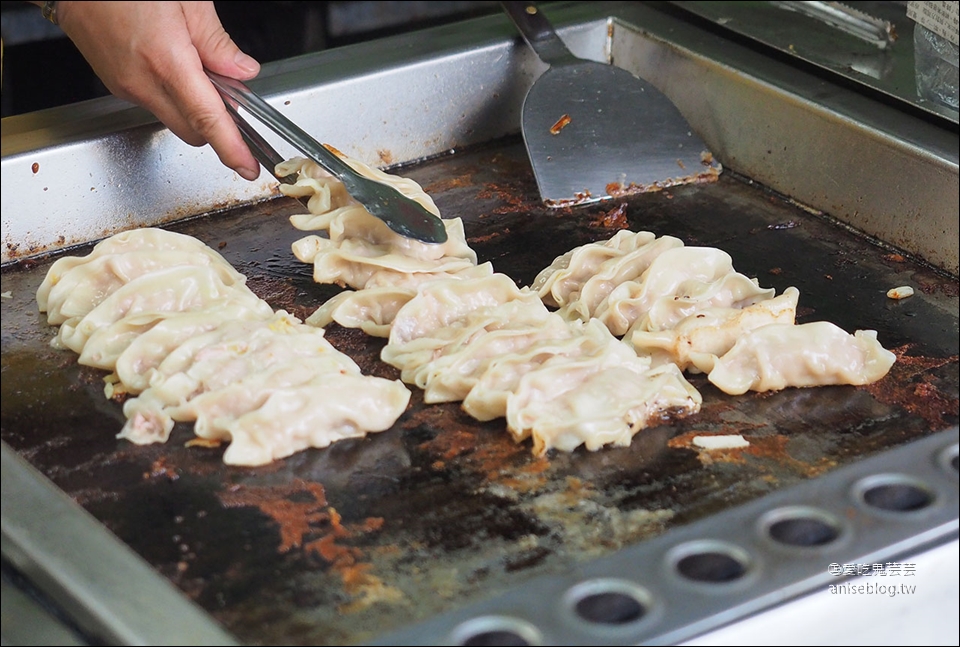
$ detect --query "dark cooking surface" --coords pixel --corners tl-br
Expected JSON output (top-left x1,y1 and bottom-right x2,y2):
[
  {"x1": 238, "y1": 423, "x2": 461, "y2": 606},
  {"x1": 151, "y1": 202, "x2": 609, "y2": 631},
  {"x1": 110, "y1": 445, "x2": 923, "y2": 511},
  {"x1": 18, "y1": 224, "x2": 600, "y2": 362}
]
[{"x1": 2, "y1": 136, "x2": 958, "y2": 646}]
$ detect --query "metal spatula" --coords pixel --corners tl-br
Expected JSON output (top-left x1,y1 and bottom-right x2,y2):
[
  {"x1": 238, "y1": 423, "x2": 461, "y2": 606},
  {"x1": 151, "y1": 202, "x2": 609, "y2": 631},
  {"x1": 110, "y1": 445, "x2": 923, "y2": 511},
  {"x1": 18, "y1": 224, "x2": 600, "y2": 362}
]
[{"x1": 502, "y1": 2, "x2": 722, "y2": 208}]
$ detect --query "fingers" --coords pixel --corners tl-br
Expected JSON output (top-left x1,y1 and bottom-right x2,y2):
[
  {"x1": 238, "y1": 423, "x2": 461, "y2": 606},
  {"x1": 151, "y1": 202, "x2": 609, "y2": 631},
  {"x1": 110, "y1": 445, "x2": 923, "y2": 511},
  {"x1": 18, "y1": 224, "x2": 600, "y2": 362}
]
[
  {"x1": 136, "y1": 31, "x2": 262, "y2": 179},
  {"x1": 183, "y1": 1, "x2": 261, "y2": 81},
  {"x1": 155, "y1": 52, "x2": 261, "y2": 180},
  {"x1": 56, "y1": 1, "x2": 261, "y2": 180},
  {"x1": 172, "y1": 1, "x2": 262, "y2": 179}
]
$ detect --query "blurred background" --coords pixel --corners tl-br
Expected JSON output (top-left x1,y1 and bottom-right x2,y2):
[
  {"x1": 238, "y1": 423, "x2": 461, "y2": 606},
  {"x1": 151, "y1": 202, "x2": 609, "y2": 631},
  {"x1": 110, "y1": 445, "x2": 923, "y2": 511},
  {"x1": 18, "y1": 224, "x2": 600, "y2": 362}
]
[{"x1": 0, "y1": 0, "x2": 502, "y2": 118}]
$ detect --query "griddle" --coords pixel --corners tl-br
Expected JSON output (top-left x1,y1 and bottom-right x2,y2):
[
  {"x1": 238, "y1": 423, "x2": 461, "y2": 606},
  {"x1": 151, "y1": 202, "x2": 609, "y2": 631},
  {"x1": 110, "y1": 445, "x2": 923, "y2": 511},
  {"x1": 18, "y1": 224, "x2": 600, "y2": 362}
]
[{"x1": 2, "y1": 135, "x2": 958, "y2": 645}]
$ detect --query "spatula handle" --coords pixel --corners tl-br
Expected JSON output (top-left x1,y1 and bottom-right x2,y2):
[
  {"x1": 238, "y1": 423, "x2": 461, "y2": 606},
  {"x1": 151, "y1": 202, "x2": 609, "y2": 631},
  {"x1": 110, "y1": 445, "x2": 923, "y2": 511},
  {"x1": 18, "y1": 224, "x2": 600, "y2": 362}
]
[{"x1": 501, "y1": 2, "x2": 578, "y2": 67}]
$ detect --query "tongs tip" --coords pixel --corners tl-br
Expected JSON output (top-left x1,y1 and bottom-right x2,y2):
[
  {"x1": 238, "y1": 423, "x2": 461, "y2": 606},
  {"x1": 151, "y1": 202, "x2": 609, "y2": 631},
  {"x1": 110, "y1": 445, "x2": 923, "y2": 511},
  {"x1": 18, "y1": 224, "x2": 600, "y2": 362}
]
[{"x1": 207, "y1": 69, "x2": 448, "y2": 245}]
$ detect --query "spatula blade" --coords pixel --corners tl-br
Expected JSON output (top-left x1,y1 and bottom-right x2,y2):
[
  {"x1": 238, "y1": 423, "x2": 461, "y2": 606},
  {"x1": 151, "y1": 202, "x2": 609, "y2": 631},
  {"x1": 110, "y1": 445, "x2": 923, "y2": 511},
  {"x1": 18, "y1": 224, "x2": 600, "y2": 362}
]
[{"x1": 521, "y1": 61, "x2": 721, "y2": 207}]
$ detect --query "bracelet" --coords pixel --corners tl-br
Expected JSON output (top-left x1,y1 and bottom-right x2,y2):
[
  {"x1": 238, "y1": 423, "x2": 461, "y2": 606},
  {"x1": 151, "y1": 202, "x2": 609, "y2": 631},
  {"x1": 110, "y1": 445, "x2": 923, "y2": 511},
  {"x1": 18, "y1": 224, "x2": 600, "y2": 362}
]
[{"x1": 41, "y1": 0, "x2": 59, "y2": 26}]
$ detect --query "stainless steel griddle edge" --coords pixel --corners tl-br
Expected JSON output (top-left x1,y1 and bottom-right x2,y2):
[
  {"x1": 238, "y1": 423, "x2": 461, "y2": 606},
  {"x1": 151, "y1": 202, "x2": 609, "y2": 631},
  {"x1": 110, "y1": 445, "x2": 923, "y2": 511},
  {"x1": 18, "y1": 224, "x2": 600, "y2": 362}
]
[
  {"x1": 364, "y1": 427, "x2": 959, "y2": 646},
  {"x1": 1, "y1": 445, "x2": 240, "y2": 646},
  {"x1": 3, "y1": 2, "x2": 956, "y2": 273},
  {"x1": 3, "y1": 428, "x2": 957, "y2": 645}
]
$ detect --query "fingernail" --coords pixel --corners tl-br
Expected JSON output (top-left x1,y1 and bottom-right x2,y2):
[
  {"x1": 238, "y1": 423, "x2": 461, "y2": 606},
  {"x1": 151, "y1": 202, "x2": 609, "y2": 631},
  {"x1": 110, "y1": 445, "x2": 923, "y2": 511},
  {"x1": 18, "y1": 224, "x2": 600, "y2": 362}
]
[
  {"x1": 238, "y1": 166, "x2": 259, "y2": 181},
  {"x1": 234, "y1": 51, "x2": 260, "y2": 74}
]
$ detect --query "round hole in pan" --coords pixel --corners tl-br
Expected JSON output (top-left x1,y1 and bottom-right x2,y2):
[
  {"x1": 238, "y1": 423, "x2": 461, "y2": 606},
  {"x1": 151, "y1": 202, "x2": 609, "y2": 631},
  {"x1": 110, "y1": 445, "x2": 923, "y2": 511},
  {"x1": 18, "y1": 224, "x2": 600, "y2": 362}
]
[
  {"x1": 940, "y1": 443, "x2": 959, "y2": 477},
  {"x1": 669, "y1": 540, "x2": 752, "y2": 584},
  {"x1": 564, "y1": 579, "x2": 652, "y2": 626},
  {"x1": 854, "y1": 474, "x2": 936, "y2": 513},
  {"x1": 574, "y1": 591, "x2": 644, "y2": 625},
  {"x1": 761, "y1": 506, "x2": 843, "y2": 548},
  {"x1": 449, "y1": 616, "x2": 541, "y2": 647}
]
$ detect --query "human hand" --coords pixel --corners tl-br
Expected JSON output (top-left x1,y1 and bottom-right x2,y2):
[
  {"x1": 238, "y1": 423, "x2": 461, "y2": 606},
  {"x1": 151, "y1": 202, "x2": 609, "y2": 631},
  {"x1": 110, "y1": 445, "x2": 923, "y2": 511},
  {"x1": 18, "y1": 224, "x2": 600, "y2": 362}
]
[{"x1": 52, "y1": 1, "x2": 262, "y2": 180}]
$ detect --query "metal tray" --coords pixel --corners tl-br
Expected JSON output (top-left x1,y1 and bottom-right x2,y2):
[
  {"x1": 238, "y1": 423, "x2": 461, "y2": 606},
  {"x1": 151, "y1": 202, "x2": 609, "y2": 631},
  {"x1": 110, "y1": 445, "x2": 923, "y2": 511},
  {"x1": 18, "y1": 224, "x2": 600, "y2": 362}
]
[{"x1": 2, "y1": 2, "x2": 958, "y2": 645}]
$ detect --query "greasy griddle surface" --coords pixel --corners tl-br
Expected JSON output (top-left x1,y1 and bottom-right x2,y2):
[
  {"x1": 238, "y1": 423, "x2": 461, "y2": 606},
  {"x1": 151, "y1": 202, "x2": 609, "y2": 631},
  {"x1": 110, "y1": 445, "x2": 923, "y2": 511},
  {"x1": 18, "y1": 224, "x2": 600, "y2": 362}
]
[{"x1": 2, "y1": 136, "x2": 958, "y2": 646}]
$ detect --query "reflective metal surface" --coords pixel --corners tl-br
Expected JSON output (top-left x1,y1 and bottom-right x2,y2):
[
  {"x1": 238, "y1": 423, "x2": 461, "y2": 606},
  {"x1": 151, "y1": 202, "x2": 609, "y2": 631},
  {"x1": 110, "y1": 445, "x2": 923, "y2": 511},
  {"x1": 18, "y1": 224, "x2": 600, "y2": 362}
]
[
  {"x1": 370, "y1": 427, "x2": 959, "y2": 645},
  {"x1": 3, "y1": 2, "x2": 957, "y2": 273},
  {"x1": 503, "y1": 1, "x2": 722, "y2": 207},
  {"x1": 1, "y1": 448, "x2": 239, "y2": 646},
  {"x1": 671, "y1": 0, "x2": 960, "y2": 124}
]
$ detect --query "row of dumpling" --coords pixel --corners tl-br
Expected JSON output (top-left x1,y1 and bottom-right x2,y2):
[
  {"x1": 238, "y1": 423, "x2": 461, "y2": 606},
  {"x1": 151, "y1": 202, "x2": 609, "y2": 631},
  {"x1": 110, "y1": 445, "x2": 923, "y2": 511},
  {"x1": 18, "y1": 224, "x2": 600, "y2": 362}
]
[
  {"x1": 380, "y1": 273, "x2": 702, "y2": 456},
  {"x1": 531, "y1": 229, "x2": 896, "y2": 394},
  {"x1": 275, "y1": 157, "x2": 699, "y2": 455},
  {"x1": 36, "y1": 228, "x2": 410, "y2": 466},
  {"x1": 276, "y1": 155, "x2": 895, "y2": 456},
  {"x1": 277, "y1": 156, "x2": 493, "y2": 337}
]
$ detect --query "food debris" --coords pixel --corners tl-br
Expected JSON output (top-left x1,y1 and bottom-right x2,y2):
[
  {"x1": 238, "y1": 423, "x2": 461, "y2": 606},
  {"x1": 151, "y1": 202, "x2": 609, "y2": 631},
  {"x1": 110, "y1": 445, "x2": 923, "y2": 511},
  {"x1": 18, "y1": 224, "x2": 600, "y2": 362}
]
[
  {"x1": 590, "y1": 203, "x2": 629, "y2": 229},
  {"x1": 863, "y1": 344, "x2": 958, "y2": 431},
  {"x1": 887, "y1": 286, "x2": 914, "y2": 300},
  {"x1": 143, "y1": 457, "x2": 179, "y2": 481},
  {"x1": 550, "y1": 114, "x2": 572, "y2": 135},
  {"x1": 102, "y1": 374, "x2": 129, "y2": 400},
  {"x1": 692, "y1": 434, "x2": 750, "y2": 450},
  {"x1": 185, "y1": 438, "x2": 222, "y2": 448}
]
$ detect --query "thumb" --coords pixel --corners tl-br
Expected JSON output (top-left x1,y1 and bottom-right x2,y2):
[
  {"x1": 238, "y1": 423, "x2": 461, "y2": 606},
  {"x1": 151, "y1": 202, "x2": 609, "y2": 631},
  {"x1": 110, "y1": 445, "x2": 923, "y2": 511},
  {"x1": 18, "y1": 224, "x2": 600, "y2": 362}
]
[{"x1": 183, "y1": 1, "x2": 260, "y2": 80}]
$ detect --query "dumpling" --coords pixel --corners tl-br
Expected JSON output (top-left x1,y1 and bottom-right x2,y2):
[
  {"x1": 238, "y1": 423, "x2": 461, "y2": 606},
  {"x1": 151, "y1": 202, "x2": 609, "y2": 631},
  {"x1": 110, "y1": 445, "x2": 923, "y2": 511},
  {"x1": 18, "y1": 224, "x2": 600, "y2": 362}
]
[
  {"x1": 384, "y1": 297, "x2": 562, "y2": 386},
  {"x1": 280, "y1": 156, "x2": 479, "y2": 290},
  {"x1": 119, "y1": 312, "x2": 352, "y2": 444},
  {"x1": 386, "y1": 273, "x2": 539, "y2": 346},
  {"x1": 380, "y1": 270, "x2": 702, "y2": 455},
  {"x1": 39, "y1": 230, "x2": 247, "y2": 325},
  {"x1": 291, "y1": 227, "x2": 477, "y2": 288},
  {"x1": 304, "y1": 264, "x2": 495, "y2": 337},
  {"x1": 629, "y1": 287, "x2": 800, "y2": 370},
  {"x1": 690, "y1": 321, "x2": 897, "y2": 395},
  {"x1": 37, "y1": 228, "x2": 228, "y2": 312},
  {"x1": 462, "y1": 319, "x2": 627, "y2": 422},
  {"x1": 277, "y1": 154, "x2": 441, "y2": 225},
  {"x1": 55, "y1": 265, "x2": 267, "y2": 355},
  {"x1": 531, "y1": 233, "x2": 779, "y2": 342},
  {"x1": 505, "y1": 342, "x2": 700, "y2": 456},
  {"x1": 411, "y1": 305, "x2": 574, "y2": 403},
  {"x1": 210, "y1": 373, "x2": 410, "y2": 466},
  {"x1": 306, "y1": 286, "x2": 419, "y2": 338},
  {"x1": 112, "y1": 302, "x2": 275, "y2": 393},
  {"x1": 594, "y1": 246, "x2": 775, "y2": 336},
  {"x1": 280, "y1": 154, "x2": 490, "y2": 335},
  {"x1": 559, "y1": 235, "x2": 685, "y2": 322},
  {"x1": 37, "y1": 227, "x2": 413, "y2": 466},
  {"x1": 532, "y1": 230, "x2": 661, "y2": 308}
]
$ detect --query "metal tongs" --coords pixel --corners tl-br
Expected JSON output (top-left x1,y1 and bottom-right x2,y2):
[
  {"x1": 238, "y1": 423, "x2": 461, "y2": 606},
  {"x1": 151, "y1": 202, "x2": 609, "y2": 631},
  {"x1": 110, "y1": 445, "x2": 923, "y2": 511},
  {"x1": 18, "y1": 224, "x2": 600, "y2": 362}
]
[{"x1": 206, "y1": 70, "x2": 448, "y2": 244}]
